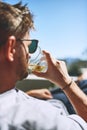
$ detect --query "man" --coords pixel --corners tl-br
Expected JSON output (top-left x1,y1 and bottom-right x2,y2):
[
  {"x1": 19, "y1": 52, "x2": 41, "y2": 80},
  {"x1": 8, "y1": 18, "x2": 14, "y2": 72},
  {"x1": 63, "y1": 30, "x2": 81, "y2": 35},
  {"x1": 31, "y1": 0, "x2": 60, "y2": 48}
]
[{"x1": 0, "y1": 1, "x2": 87, "y2": 130}]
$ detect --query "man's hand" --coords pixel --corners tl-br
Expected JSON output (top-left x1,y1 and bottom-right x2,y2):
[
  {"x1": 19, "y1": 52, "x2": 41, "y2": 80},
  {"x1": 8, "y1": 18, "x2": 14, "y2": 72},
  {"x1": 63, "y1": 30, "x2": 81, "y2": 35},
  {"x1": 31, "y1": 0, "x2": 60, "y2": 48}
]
[
  {"x1": 33, "y1": 50, "x2": 71, "y2": 89},
  {"x1": 26, "y1": 89, "x2": 53, "y2": 100}
]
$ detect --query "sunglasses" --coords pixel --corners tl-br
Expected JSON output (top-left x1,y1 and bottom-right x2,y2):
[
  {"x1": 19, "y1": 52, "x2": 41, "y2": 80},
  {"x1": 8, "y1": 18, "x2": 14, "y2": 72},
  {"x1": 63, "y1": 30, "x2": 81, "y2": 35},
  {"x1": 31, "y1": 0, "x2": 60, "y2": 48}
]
[{"x1": 17, "y1": 39, "x2": 39, "y2": 54}]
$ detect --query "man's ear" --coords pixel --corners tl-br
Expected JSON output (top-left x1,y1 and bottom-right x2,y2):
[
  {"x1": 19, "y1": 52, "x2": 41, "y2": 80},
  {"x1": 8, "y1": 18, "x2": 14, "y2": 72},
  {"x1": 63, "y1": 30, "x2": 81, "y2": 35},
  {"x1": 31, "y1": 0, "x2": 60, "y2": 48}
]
[{"x1": 6, "y1": 36, "x2": 16, "y2": 62}]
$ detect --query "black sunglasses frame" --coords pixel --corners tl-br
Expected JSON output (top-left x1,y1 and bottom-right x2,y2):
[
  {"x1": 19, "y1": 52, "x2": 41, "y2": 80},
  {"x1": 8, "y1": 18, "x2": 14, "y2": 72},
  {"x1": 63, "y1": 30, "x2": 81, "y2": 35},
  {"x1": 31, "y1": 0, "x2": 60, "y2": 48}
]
[{"x1": 17, "y1": 39, "x2": 39, "y2": 54}]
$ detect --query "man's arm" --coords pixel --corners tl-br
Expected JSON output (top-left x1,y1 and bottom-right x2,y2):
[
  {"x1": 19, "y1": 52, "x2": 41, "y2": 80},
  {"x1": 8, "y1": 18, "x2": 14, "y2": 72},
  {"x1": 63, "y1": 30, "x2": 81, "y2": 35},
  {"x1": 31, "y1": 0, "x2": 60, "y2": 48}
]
[
  {"x1": 63, "y1": 80, "x2": 87, "y2": 121},
  {"x1": 26, "y1": 88, "x2": 53, "y2": 99},
  {"x1": 33, "y1": 50, "x2": 87, "y2": 121}
]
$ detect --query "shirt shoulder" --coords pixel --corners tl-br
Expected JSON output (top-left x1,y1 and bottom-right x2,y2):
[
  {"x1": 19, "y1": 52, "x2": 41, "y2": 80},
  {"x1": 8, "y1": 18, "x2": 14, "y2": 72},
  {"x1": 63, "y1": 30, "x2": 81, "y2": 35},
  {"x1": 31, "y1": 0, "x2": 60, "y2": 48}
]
[{"x1": 0, "y1": 89, "x2": 87, "y2": 130}]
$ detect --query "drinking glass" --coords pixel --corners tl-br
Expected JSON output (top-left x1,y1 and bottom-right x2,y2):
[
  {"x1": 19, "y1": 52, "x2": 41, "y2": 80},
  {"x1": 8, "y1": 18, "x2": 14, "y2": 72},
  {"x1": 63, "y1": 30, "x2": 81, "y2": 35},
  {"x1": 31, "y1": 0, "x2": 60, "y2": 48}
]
[{"x1": 28, "y1": 46, "x2": 47, "y2": 73}]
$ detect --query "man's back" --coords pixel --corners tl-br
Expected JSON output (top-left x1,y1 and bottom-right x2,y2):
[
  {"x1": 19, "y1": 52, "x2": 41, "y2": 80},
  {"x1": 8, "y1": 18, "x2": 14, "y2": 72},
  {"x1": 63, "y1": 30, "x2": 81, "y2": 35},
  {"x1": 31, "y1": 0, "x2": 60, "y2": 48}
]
[{"x1": 0, "y1": 88, "x2": 86, "y2": 130}]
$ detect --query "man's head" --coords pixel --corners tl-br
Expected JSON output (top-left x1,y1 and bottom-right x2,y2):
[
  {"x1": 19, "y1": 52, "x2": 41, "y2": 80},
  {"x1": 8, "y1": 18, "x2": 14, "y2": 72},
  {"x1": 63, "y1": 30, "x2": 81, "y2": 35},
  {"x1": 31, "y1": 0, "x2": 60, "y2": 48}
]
[
  {"x1": 0, "y1": 1, "x2": 34, "y2": 84},
  {"x1": 0, "y1": 1, "x2": 34, "y2": 46}
]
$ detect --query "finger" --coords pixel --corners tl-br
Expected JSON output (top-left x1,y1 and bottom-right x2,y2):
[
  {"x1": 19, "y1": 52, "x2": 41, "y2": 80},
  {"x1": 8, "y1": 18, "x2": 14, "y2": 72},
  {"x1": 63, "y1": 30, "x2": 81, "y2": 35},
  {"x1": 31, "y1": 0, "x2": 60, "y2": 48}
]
[
  {"x1": 32, "y1": 71, "x2": 47, "y2": 78},
  {"x1": 44, "y1": 94, "x2": 53, "y2": 99},
  {"x1": 45, "y1": 90, "x2": 52, "y2": 95},
  {"x1": 44, "y1": 90, "x2": 53, "y2": 98},
  {"x1": 42, "y1": 50, "x2": 53, "y2": 64}
]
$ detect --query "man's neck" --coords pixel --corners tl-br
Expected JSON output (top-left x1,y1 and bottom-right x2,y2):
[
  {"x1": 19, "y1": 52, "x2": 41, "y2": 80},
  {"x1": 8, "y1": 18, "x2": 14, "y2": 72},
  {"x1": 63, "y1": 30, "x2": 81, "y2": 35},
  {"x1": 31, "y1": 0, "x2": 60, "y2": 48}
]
[{"x1": 0, "y1": 72, "x2": 17, "y2": 94}]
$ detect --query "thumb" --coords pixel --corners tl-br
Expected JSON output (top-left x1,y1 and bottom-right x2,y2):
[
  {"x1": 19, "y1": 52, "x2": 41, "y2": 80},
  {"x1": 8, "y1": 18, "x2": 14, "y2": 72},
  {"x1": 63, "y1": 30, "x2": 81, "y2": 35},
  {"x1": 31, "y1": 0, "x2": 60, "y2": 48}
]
[{"x1": 32, "y1": 71, "x2": 47, "y2": 78}]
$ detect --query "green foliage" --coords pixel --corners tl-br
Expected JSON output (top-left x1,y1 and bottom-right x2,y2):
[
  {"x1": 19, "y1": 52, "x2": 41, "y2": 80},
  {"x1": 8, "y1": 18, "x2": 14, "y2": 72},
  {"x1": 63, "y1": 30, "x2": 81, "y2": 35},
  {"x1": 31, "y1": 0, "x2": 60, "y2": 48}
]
[
  {"x1": 67, "y1": 60, "x2": 87, "y2": 76},
  {"x1": 68, "y1": 63, "x2": 81, "y2": 76}
]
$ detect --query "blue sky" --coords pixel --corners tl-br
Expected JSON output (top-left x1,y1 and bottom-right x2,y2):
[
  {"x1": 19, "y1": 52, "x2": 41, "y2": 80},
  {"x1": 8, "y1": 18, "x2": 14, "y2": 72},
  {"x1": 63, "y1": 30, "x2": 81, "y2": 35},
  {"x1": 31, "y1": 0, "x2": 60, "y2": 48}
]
[{"x1": 3, "y1": 0, "x2": 87, "y2": 59}]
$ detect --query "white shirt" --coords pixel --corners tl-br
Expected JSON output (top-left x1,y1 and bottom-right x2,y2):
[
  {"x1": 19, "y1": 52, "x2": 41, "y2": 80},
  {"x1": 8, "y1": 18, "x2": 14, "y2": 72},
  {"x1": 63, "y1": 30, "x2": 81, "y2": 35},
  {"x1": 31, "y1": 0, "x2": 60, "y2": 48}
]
[{"x1": 0, "y1": 88, "x2": 86, "y2": 130}]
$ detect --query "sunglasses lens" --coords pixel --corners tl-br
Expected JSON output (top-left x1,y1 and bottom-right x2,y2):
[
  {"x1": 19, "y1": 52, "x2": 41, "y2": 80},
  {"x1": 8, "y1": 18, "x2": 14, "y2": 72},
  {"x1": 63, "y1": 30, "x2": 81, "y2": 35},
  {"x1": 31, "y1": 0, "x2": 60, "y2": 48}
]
[{"x1": 29, "y1": 40, "x2": 38, "y2": 53}]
